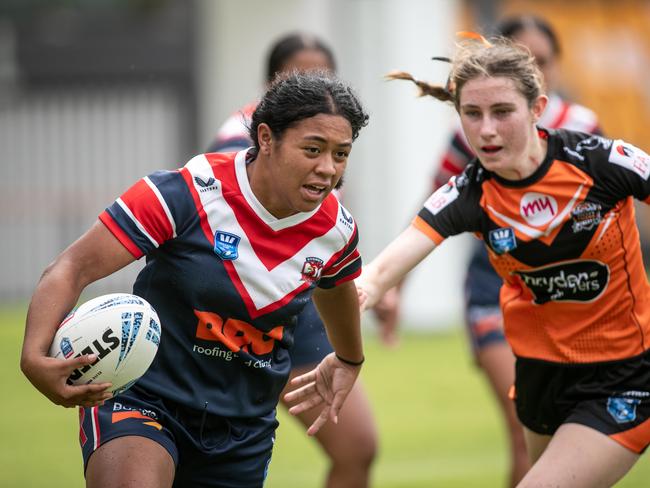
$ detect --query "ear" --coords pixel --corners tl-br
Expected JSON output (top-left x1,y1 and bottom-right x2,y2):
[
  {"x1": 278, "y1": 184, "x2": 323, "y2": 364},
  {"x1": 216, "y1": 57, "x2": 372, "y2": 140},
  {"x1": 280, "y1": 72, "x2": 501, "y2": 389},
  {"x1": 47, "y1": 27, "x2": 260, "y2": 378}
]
[
  {"x1": 257, "y1": 123, "x2": 274, "y2": 155},
  {"x1": 531, "y1": 94, "x2": 548, "y2": 122}
]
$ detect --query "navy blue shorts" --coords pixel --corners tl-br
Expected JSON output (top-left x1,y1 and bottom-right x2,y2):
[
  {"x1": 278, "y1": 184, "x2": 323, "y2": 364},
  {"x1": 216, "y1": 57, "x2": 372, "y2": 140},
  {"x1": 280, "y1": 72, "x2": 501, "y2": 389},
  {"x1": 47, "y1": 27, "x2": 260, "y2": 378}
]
[
  {"x1": 79, "y1": 385, "x2": 277, "y2": 487},
  {"x1": 289, "y1": 300, "x2": 333, "y2": 368},
  {"x1": 464, "y1": 243, "x2": 506, "y2": 355}
]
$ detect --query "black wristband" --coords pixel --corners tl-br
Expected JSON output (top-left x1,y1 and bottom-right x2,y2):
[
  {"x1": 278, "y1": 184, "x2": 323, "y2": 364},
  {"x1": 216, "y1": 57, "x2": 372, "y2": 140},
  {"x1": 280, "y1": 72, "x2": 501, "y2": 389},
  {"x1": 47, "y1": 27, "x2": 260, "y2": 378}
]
[{"x1": 335, "y1": 353, "x2": 365, "y2": 366}]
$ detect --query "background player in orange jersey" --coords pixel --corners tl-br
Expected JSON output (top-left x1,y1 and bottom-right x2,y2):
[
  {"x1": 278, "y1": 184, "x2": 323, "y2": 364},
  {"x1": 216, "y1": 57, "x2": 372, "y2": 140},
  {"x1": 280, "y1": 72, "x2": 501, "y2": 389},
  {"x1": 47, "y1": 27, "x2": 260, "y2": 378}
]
[
  {"x1": 21, "y1": 71, "x2": 369, "y2": 488},
  {"x1": 207, "y1": 32, "x2": 377, "y2": 488},
  {"x1": 378, "y1": 15, "x2": 602, "y2": 487},
  {"x1": 358, "y1": 35, "x2": 650, "y2": 487}
]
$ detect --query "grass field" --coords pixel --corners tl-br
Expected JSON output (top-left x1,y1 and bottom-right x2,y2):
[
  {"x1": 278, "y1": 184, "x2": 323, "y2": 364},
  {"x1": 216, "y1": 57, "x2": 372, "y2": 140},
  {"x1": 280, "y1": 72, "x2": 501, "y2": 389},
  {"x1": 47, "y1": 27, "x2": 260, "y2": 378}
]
[{"x1": 2, "y1": 304, "x2": 648, "y2": 487}]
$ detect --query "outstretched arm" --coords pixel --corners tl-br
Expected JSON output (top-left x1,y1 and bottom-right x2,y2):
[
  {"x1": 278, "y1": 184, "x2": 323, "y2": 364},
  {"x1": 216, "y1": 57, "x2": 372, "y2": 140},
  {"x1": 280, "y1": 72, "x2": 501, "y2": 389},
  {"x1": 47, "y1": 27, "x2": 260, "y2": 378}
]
[
  {"x1": 284, "y1": 280, "x2": 363, "y2": 436},
  {"x1": 21, "y1": 220, "x2": 136, "y2": 408},
  {"x1": 358, "y1": 225, "x2": 437, "y2": 311}
]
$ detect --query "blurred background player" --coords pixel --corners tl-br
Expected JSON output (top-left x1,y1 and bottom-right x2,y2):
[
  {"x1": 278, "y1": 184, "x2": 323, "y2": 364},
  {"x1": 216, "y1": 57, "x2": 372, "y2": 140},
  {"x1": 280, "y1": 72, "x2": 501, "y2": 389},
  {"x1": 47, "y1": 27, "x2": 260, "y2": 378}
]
[
  {"x1": 380, "y1": 15, "x2": 601, "y2": 487},
  {"x1": 206, "y1": 32, "x2": 377, "y2": 488}
]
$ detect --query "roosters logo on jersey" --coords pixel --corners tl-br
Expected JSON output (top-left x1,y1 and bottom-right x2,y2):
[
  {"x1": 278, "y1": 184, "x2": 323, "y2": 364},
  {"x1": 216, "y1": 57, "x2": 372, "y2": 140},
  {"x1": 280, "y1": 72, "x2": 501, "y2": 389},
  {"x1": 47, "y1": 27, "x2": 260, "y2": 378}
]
[
  {"x1": 488, "y1": 227, "x2": 517, "y2": 254},
  {"x1": 520, "y1": 193, "x2": 557, "y2": 226},
  {"x1": 513, "y1": 260, "x2": 609, "y2": 305},
  {"x1": 301, "y1": 257, "x2": 324, "y2": 283},
  {"x1": 213, "y1": 231, "x2": 241, "y2": 260},
  {"x1": 608, "y1": 140, "x2": 650, "y2": 180}
]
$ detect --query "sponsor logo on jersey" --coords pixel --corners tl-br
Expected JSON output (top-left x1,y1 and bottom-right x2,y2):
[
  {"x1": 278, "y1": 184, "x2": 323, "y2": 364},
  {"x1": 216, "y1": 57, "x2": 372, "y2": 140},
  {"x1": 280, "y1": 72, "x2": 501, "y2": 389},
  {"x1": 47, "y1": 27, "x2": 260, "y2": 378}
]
[
  {"x1": 60, "y1": 337, "x2": 74, "y2": 358},
  {"x1": 339, "y1": 206, "x2": 354, "y2": 230},
  {"x1": 488, "y1": 227, "x2": 517, "y2": 254},
  {"x1": 607, "y1": 396, "x2": 641, "y2": 424},
  {"x1": 213, "y1": 231, "x2": 241, "y2": 260},
  {"x1": 563, "y1": 135, "x2": 611, "y2": 161},
  {"x1": 111, "y1": 403, "x2": 161, "y2": 429},
  {"x1": 301, "y1": 257, "x2": 324, "y2": 283},
  {"x1": 571, "y1": 201, "x2": 602, "y2": 233},
  {"x1": 194, "y1": 175, "x2": 219, "y2": 192},
  {"x1": 424, "y1": 177, "x2": 460, "y2": 216},
  {"x1": 608, "y1": 139, "x2": 650, "y2": 180},
  {"x1": 513, "y1": 260, "x2": 609, "y2": 305},
  {"x1": 194, "y1": 309, "x2": 284, "y2": 357},
  {"x1": 520, "y1": 193, "x2": 557, "y2": 226}
]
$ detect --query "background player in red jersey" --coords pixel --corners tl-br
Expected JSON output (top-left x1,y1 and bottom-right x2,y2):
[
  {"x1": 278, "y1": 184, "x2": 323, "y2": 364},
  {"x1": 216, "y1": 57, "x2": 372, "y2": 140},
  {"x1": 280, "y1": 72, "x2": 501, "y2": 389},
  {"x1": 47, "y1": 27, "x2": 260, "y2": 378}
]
[
  {"x1": 359, "y1": 35, "x2": 650, "y2": 487},
  {"x1": 379, "y1": 15, "x2": 601, "y2": 486},
  {"x1": 21, "y1": 71, "x2": 368, "y2": 488},
  {"x1": 207, "y1": 32, "x2": 377, "y2": 488}
]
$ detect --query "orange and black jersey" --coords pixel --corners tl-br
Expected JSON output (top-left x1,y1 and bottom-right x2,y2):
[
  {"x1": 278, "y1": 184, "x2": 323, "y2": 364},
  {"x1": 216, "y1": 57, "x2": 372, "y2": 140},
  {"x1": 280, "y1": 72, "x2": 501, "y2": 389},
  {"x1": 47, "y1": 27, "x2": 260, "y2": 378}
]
[{"x1": 414, "y1": 128, "x2": 650, "y2": 364}]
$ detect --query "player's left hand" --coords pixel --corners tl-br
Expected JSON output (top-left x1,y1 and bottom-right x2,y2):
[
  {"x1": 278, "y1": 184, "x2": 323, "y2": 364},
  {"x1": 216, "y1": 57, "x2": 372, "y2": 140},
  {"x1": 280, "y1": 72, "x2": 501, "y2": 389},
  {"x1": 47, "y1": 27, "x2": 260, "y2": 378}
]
[{"x1": 283, "y1": 352, "x2": 361, "y2": 436}]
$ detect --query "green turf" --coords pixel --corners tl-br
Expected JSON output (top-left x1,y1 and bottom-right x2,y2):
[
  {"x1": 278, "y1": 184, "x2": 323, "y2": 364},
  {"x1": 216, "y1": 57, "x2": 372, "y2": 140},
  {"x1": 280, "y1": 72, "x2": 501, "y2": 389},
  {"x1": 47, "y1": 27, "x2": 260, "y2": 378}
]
[{"x1": 2, "y1": 304, "x2": 648, "y2": 487}]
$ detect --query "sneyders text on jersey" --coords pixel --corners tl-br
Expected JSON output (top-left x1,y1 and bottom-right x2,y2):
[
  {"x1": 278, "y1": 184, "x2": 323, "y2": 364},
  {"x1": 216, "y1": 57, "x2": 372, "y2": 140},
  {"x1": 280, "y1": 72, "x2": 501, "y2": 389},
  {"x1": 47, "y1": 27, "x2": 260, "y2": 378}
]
[{"x1": 513, "y1": 259, "x2": 610, "y2": 305}]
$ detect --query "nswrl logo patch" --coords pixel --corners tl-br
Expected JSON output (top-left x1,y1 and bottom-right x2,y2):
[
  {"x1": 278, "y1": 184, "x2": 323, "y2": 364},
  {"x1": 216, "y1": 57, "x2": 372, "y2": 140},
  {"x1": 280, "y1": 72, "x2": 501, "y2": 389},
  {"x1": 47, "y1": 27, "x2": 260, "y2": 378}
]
[
  {"x1": 214, "y1": 231, "x2": 241, "y2": 260},
  {"x1": 607, "y1": 396, "x2": 641, "y2": 424},
  {"x1": 488, "y1": 227, "x2": 517, "y2": 255}
]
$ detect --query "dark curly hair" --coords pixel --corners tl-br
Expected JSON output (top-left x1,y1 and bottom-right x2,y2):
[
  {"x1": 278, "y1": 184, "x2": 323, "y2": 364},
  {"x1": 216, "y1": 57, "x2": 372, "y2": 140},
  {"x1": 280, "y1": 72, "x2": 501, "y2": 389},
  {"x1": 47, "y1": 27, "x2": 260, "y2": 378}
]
[{"x1": 248, "y1": 70, "x2": 369, "y2": 152}]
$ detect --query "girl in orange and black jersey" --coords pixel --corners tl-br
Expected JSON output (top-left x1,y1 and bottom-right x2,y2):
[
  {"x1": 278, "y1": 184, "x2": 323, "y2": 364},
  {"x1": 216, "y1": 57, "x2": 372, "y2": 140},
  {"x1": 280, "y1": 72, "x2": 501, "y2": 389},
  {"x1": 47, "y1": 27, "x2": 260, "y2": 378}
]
[{"x1": 359, "y1": 35, "x2": 650, "y2": 488}]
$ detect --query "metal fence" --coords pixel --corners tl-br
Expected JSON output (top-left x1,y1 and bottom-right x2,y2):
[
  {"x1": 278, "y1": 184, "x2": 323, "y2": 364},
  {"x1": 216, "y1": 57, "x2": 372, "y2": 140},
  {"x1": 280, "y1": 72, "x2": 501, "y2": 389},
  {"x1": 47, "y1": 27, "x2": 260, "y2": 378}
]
[{"x1": 1, "y1": 83, "x2": 186, "y2": 301}]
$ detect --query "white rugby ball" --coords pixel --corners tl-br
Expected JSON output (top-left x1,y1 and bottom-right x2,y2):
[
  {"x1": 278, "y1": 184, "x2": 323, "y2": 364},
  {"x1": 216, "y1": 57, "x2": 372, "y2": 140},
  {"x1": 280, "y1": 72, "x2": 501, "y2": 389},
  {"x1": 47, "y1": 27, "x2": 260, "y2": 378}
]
[{"x1": 48, "y1": 293, "x2": 161, "y2": 395}]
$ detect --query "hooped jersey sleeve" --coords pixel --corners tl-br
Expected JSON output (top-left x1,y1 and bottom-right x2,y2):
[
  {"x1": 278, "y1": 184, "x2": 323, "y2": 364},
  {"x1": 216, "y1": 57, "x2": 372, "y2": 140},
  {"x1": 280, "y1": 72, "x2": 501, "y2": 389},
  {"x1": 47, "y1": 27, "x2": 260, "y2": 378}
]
[
  {"x1": 99, "y1": 170, "x2": 196, "y2": 258},
  {"x1": 316, "y1": 204, "x2": 362, "y2": 289}
]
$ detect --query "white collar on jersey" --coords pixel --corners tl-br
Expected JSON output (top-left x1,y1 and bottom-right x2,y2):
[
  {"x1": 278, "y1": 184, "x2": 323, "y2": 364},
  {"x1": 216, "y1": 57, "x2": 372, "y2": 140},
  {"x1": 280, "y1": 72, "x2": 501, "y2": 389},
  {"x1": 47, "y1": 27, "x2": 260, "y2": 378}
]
[{"x1": 234, "y1": 148, "x2": 323, "y2": 231}]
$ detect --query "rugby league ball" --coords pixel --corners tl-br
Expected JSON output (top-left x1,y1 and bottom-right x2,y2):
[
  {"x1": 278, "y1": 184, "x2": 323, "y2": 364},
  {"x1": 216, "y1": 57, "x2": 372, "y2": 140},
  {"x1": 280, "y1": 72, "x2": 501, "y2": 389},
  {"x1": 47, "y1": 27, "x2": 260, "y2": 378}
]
[{"x1": 48, "y1": 293, "x2": 161, "y2": 395}]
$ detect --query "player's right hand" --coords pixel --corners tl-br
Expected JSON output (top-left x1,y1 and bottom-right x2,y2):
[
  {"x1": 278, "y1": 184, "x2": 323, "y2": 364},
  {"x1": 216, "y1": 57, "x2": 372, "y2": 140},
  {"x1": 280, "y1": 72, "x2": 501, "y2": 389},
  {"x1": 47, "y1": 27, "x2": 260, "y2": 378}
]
[{"x1": 21, "y1": 353, "x2": 113, "y2": 408}]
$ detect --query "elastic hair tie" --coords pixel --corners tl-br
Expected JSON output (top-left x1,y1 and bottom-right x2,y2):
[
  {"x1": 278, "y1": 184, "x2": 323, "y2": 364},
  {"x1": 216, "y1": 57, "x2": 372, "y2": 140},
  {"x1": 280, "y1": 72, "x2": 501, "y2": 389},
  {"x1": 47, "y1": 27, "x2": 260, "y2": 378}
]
[
  {"x1": 456, "y1": 31, "x2": 492, "y2": 46},
  {"x1": 335, "y1": 353, "x2": 365, "y2": 366}
]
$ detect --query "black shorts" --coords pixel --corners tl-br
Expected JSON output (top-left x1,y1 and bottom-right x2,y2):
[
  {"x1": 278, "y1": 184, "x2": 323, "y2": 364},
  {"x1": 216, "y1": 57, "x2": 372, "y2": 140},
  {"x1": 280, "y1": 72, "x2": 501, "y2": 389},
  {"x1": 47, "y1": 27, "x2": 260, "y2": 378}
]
[
  {"x1": 80, "y1": 385, "x2": 277, "y2": 487},
  {"x1": 514, "y1": 350, "x2": 650, "y2": 453}
]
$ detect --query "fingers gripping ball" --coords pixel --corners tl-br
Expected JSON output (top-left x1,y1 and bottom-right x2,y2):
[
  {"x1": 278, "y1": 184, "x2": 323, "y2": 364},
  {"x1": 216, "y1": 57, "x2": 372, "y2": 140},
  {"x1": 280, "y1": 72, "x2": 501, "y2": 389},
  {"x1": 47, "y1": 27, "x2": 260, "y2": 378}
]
[{"x1": 48, "y1": 293, "x2": 161, "y2": 395}]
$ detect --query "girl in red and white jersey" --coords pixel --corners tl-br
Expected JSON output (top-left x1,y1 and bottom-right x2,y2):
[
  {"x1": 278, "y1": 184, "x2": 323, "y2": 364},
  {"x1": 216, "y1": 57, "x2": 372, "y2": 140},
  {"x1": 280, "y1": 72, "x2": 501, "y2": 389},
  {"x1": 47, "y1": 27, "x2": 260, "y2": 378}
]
[{"x1": 206, "y1": 32, "x2": 376, "y2": 488}]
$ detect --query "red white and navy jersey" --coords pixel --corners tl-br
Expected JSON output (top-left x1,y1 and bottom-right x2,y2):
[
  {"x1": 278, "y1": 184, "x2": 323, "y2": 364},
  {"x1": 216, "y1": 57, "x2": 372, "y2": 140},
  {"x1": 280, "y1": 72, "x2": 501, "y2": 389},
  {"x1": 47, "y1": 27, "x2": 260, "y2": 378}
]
[
  {"x1": 414, "y1": 128, "x2": 650, "y2": 364},
  {"x1": 434, "y1": 93, "x2": 601, "y2": 189},
  {"x1": 99, "y1": 149, "x2": 361, "y2": 417}
]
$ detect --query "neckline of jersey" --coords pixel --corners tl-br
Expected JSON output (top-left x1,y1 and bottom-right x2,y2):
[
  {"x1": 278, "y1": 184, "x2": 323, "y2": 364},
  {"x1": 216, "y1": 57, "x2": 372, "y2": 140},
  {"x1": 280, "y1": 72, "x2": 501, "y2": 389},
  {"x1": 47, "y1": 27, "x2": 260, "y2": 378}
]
[
  {"x1": 234, "y1": 148, "x2": 322, "y2": 231},
  {"x1": 490, "y1": 126, "x2": 555, "y2": 189}
]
